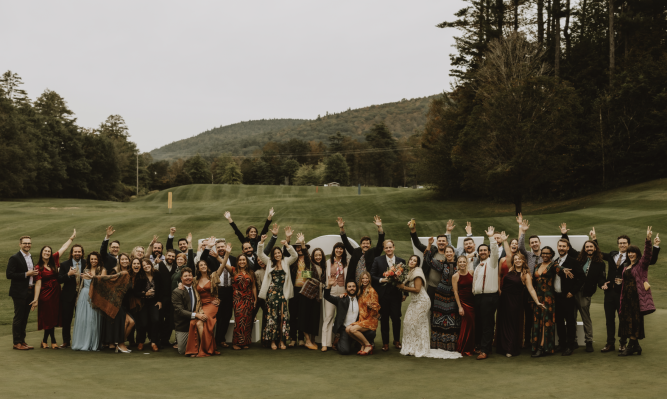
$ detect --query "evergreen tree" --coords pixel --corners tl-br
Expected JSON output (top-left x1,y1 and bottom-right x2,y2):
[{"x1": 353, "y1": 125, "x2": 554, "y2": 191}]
[
  {"x1": 323, "y1": 153, "x2": 350, "y2": 185},
  {"x1": 184, "y1": 154, "x2": 210, "y2": 184},
  {"x1": 221, "y1": 162, "x2": 243, "y2": 185}
]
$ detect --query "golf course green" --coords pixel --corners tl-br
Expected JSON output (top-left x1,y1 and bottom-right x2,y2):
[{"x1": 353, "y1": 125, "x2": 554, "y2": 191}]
[{"x1": 1, "y1": 181, "x2": 666, "y2": 398}]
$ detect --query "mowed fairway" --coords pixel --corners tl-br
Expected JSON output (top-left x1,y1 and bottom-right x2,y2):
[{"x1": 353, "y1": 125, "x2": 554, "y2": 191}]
[{"x1": 1, "y1": 181, "x2": 667, "y2": 398}]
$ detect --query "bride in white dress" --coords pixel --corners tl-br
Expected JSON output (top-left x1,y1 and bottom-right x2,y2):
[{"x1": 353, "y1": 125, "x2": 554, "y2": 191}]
[{"x1": 398, "y1": 255, "x2": 462, "y2": 359}]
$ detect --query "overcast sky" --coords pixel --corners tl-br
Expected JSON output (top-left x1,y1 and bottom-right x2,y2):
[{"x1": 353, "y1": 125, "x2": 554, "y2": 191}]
[{"x1": 3, "y1": 0, "x2": 464, "y2": 152}]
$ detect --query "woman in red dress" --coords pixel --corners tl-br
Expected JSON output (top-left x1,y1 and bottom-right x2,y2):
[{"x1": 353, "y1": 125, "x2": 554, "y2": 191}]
[
  {"x1": 220, "y1": 253, "x2": 257, "y2": 350},
  {"x1": 32, "y1": 230, "x2": 76, "y2": 349},
  {"x1": 452, "y1": 255, "x2": 475, "y2": 356},
  {"x1": 185, "y1": 242, "x2": 230, "y2": 357}
]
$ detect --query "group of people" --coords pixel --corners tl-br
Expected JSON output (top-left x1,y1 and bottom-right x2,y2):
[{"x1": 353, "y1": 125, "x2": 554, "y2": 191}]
[{"x1": 7, "y1": 208, "x2": 660, "y2": 360}]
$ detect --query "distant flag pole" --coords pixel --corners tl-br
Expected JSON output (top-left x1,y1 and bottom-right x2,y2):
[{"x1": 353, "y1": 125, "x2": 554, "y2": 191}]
[
  {"x1": 358, "y1": 184, "x2": 361, "y2": 196},
  {"x1": 316, "y1": 186, "x2": 319, "y2": 193},
  {"x1": 168, "y1": 192, "x2": 173, "y2": 214}
]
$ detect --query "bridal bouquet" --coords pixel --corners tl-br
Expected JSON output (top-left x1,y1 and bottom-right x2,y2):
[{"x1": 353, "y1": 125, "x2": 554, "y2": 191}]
[{"x1": 383, "y1": 263, "x2": 408, "y2": 286}]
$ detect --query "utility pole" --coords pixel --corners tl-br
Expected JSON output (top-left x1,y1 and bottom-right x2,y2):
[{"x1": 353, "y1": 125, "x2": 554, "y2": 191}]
[{"x1": 136, "y1": 154, "x2": 139, "y2": 196}]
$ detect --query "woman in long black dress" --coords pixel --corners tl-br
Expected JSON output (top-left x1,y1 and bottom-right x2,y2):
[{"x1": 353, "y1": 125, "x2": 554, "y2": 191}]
[{"x1": 101, "y1": 253, "x2": 134, "y2": 353}]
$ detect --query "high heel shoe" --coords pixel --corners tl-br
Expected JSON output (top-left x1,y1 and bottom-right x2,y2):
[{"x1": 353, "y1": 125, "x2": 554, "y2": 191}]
[
  {"x1": 40, "y1": 342, "x2": 49, "y2": 349},
  {"x1": 115, "y1": 345, "x2": 131, "y2": 353},
  {"x1": 51, "y1": 344, "x2": 60, "y2": 349}
]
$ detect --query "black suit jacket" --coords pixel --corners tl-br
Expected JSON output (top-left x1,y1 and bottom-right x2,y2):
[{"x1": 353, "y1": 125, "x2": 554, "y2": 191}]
[
  {"x1": 157, "y1": 261, "x2": 177, "y2": 304},
  {"x1": 370, "y1": 255, "x2": 406, "y2": 297},
  {"x1": 600, "y1": 244, "x2": 660, "y2": 295},
  {"x1": 6, "y1": 251, "x2": 33, "y2": 299},
  {"x1": 172, "y1": 287, "x2": 195, "y2": 332},
  {"x1": 200, "y1": 249, "x2": 237, "y2": 279},
  {"x1": 324, "y1": 288, "x2": 360, "y2": 334},
  {"x1": 342, "y1": 231, "x2": 385, "y2": 285},
  {"x1": 563, "y1": 233, "x2": 605, "y2": 297},
  {"x1": 58, "y1": 258, "x2": 87, "y2": 303},
  {"x1": 100, "y1": 239, "x2": 118, "y2": 274},
  {"x1": 555, "y1": 255, "x2": 585, "y2": 296}
]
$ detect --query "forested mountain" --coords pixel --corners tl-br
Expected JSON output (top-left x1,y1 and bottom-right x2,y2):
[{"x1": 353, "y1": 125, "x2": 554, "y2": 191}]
[{"x1": 149, "y1": 95, "x2": 435, "y2": 160}]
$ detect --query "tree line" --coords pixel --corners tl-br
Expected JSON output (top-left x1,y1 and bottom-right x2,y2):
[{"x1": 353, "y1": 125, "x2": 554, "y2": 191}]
[{"x1": 421, "y1": 0, "x2": 667, "y2": 213}]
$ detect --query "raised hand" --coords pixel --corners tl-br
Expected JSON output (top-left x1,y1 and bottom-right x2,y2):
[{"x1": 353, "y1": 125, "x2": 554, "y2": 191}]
[
  {"x1": 105, "y1": 225, "x2": 115, "y2": 238},
  {"x1": 70, "y1": 229, "x2": 76, "y2": 240},
  {"x1": 428, "y1": 237, "x2": 434, "y2": 248},
  {"x1": 655, "y1": 233, "x2": 661, "y2": 247},
  {"x1": 337, "y1": 217, "x2": 345, "y2": 229},
  {"x1": 260, "y1": 234, "x2": 267, "y2": 244},
  {"x1": 407, "y1": 219, "x2": 416, "y2": 231},
  {"x1": 521, "y1": 219, "x2": 530, "y2": 232},
  {"x1": 559, "y1": 223, "x2": 570, "y2": 235},
  {"x1": 647, "y1": 226, "x2": 653, "y2": 240},
  {"x1": 186, "y1": 233, "x2": 193, "y2": 244},
  {"x1": 589, "y1": 227, "x2": 597, "y2": 240},
  {"x1": 327, "y1": 276, "x2": 336, "y2": 287},
  {"x1": 280, "y1": 239, "x2": 287, "y2": 247},
  {"x1": 149, "y1": 235, "x2": 158, "y2": 246},
  {"x1": 271, "y1": 223, "x2": 280, "y2": 236},
  {"x1": 499, "y1": 231, "x2": 508, "y2": 242},
  {"x1": 207, "y1": 236, "x2": 216, "y2": 248},
  {"x1": 373, "y1": 215, "x2": 382, "y2": 228},
  {"x1": 465, "y1": 222, "x2": 472, "y2": 235},
  {"x1": 284, "y1": 226, "x2": 293, "y2": 238},
  {"x1": 296, "y1": 233, "x2": 305, "y2": 244},
  {"x1": 446, "y1": 219, "x2": 455, "y2": 233},
  {"x1": 225, "y1": 243, "x2": 233, "y2": 253},
  {"x1": 485, "y1": 226, "x2": 495, "y2": 237},
  {"x1": 516, "y1": 213, "x2": 523, "y2": 225},
  {"x1": 268, "y1": 207, "x2": 275, "y2": 220},
  {"x1": 170, "y1": 226, "x2": 176, "y2": 236},
  {"x1": 224, "y1": 211, "x2": 232, "y2": 222}
]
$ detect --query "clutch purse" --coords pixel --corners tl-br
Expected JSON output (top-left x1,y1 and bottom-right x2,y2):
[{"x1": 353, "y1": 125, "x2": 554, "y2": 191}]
[
  {"x1": 302, "y1": 270, "x2": 312, "y2": 279},
  {"x1": 644, "y1": 281, "x2": 651, "y2": 291}
]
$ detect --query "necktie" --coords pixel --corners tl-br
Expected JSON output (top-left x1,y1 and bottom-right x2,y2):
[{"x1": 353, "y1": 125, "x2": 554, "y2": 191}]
[
  {"x1": 481, "y1": 262, "x2": 487, "y2": 293},
  {"x1": 616, "y1": 254, "x2": 624, "y2": 267},
  {"x1": 188, "y1": 288, "x2": 194, "y2": 312},
  {"x1": 223, "y1": 269, "x2": 229, "y2": 286}
]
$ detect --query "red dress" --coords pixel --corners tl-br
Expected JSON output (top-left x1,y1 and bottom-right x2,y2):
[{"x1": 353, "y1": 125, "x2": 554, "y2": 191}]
[
  {"x1": 232, "y1": 269, "x2": 255, "y2": 346},
  {"x1": 36, "y1": 252, "x2": 62, "y2": 330},
  {"x1": 186, "y1": 281, "x2": 218, "y2": 357},
  {"x1": 456, "y1": 272, "x2": 475, "y2": 356}
]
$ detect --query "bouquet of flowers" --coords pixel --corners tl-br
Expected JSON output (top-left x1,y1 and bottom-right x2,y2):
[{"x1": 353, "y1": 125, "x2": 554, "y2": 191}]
[{"x1": 383, "y1": 263, "x2": 408, "y2": 286}]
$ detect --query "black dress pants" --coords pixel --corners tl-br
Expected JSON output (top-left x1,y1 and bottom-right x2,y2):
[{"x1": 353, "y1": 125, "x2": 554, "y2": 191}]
[
  {"x1": 555, "y1": 292, "x2": 577, "y2": 349},
  {"x1": 379, "y1": 291, "x2": 402, "y2": 344},
  {"x1": 523, "y1": 289, "x2": 533, "y2": 347},
  {"x1": 288, "y1": 287, "x2": 305, "y2": 341},
  {"x1": 137, "y1": 299, "x2": 161, "y2": 344},
  {"x1": 474, "y1": 292, "x2": 499, "y2": 354},
  {"x1": 160, "y1": 299, "x2": 174, "y2": 345},
  {"x1": 216, "y1": 286, "x2": 234, "y2": 344},
  {"x1": 604, "y1": 289, "x2": 626, "y2": 347},
  {"x1": 252, "y1": 298, "x2": 268, "y2": 345},
  {"x1": 338, "y1": 329, "x2": 376, "y2": 355},
  {"x1": 60, "y1": 297, "x2": 76, "y2": 345},
  {"x1": 12, "y1": 295, "x2": 32, "y2": 344}
]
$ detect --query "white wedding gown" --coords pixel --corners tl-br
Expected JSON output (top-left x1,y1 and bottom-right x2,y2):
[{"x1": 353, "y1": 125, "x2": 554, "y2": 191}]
[{"x1": 400, "y1": 268, "x2": 462, "y2": 359}]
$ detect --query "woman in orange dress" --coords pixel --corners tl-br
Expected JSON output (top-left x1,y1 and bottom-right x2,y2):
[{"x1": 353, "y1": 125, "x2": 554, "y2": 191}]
[
  {"x1": 185, "y1": 243, "x2": 231, "y2": 357},
  {"x1": 347, "y1": 271, "x2": 380, "y2": 355}
]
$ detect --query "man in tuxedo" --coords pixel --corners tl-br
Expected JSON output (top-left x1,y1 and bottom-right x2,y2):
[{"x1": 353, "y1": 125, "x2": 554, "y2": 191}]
[
  {"x1": 100, "y1": 225, "x2": 120, "y2": 273},
  {"x1": 594, "y1": 230, "x2": 661, "y2": 353},
  {"x1": 471, "y1": 227, "x2": 500, "y2": 360},
  {"x1": 57, "y1": 244, "x2": 86, "y2": 348},
  {"x1": 201, "y1": 238, "x2": 237, "y2": 347},
  {"x1": 553, "y1": 238, "x2": 585, "y2": 356},
  {"x1": 157, "y1": 249, "x2": 177, "y2": 348},
  {"x1": 6, "y1": 236, "x2": 38, "y2": 350},
  {"x1": 172, "y1": 268, "x2": 208, "y2": 355},
  {"x1": 166, "y1": 226, "x2": 189, "y2": 256},
  {"x1": 337, "y1": 216, "x2": 385, "y2": 286},
  {"x1": 370, "y1": 239, "x2": 405, "y2": 351},
  {"x1": 323, "y1": 279, "x2": 376, "y2": 355}
]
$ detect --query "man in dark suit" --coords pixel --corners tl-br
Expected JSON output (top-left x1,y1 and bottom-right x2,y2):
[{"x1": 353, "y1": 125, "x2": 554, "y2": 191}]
[
  {"x1": 172, "y1": 267, "x2": 208, "y2": 355},
  {"x1": 6, "y1": 235, "x2": 39, "y2": 350},
  {"x1": 57, "y1": 244, "x2": 86, "y2": 348},
  {"x1": 157, "y1": 249, "x2": 177, "y2": 348},
  {"x1": 323, "y1": 280, "x2": 376, "y2": 355},
  {"x1": 100, "y1": 225, "x2": 120, "y2": 273},
  {"x1": 166, "y1": 226, "x2": 189, "y2": 256},
  {"x1": 200, "y1": 238, "x2": 237, "y2": 347},
  {"x1": 553, "y1": 238, "x2": 585, "y2": 356},
  {"x1": 593, "y1": 229, "x2": 661, "y2": 353},
  {"x1": 337, "y1": 216, "x2": 385, "y2": 286},
  {"x1": 370, "y1": 239, "x2": 405, "y2": 351}
]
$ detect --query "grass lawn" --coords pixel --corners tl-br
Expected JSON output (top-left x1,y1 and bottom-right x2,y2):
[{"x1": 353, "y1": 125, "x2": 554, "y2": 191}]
[{"x1": 1, "y1": 181, "x2": 666, "y2": 398}]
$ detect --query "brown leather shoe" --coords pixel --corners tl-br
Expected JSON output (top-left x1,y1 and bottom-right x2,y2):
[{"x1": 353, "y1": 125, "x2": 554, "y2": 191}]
[
  {"x1": 51, "y1": 344, "x2": 60, "y2": 349},
  {"x1": 394, "y1": 341, "x2": 402, "y2": 349},
  {"x1": 477, "y1": 352, "x2": 488, "y2": 360},
  {"x1": 600, "y1": 344, "x2": 615, "y2": 353},
  {"x1": 13, "y1": 343, "x2": 29, "y2": 350},
  {"x1": 151, "y1": 343, "x2": 159, "y2": 352},
  {"x1": 22, "y1": 342, "x2": 34, "y2": 349},
  {"x1": 59, "y1": 343, "x2": 70, "y2": 349},
  {"x1": 137, "y1": 343, "x2": 144, "y2": 351},
  {"x1": 382, "y1": 344, "x2": 390, "y2": 352}
]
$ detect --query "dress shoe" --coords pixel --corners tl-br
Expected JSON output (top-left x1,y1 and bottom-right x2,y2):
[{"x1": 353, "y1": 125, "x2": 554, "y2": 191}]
[
  {"x1": 618, "y1": 345, "x2": 626, "y2": 353},
  {"x1": 619, "y1": 340, "x2": 642, "y2": 356},
  {"x1": 585, "y1": 342, "x2": 593, "y2": 352},
  {"x1": 13, "y1": 343, "x2": 29, "y2": 350},
  {"x1": 600, "y1": 344, "x2": 615, "y2": 353},
  {"x1": 562, "y1": 348, "x2": 573, "y2": 356},
  {"x1": 41, "y1": 342, "x2": 49, "y2": 349},
  {"x1": 59, "y1": 343, "x2": 70, "y2": 349},
  {"x1": 476, "y1": 352, "x2": 488, "y2": 360},
  {"x1": 382, "y1": 344, "x2": 390, "y2": 352},
  {"x1": 137, "y1": 343, "x2": 144, "y2": 351},
  {"x1": 531, "y1": 347, "x2": 543, "y2": 358},
  {"x1": 394, "y1": 341, "x2": 402, "y2": 349},
  {"x1": 21, "y1": 342, "x2": 34, "y2": 349},
  {"x1": 151, "y1": 343, "x2": 159, "y2": 352}
]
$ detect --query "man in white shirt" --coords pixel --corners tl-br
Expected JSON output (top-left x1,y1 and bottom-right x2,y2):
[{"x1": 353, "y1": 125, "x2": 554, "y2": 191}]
[
  {"x1": 323, "y1": 278, "x2": 376, "y2": 355},
  {"x1": 471, "y1": 227, "x2": 500, "y2": 360}
]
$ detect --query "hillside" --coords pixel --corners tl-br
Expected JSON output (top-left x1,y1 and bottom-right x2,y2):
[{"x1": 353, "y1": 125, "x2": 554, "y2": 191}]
[{"x1": 149, "y1": 95, "x2": 437, "y2": 160}]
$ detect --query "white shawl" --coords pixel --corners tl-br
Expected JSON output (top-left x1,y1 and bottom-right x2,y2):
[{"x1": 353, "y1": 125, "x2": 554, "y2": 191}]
[{"x1": 258, "y1": 243, "x2": 298, "y2": 300}]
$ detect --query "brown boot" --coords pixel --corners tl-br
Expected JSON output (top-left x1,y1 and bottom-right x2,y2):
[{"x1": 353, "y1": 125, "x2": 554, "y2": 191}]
[{"x1": 600, "y1": 344, "x2": 615, "y2": 353}]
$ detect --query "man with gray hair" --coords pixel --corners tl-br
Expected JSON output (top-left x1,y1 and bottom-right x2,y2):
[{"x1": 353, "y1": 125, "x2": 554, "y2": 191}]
[{"x1": 201, "y1": 237, "x2": 237, "y2": 348}]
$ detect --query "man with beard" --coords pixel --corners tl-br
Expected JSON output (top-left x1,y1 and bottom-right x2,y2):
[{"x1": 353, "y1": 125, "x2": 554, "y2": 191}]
[
  {"x1": 100, "y1": 225, "x2": 120, "y2": 274},
  {"x1": 370, "y1": 239, "x2": 405, "y2": 351},
  {"x1": 156, "y1": 249, "x2": 177, "y2": 348},
  {"x1": 323, "y1": 279, "x2": 375, "y2": 355},
  {"x1": 243, "y1": 223, "x2": 280, "y2": 271},
  {"x1": 561, "y1": 223, "x2": 606, "y2": 353},
  {"x1": 516, "y1": 214, "x2": 543, "y2": 347},
  {"x1": 592, "y1": 228, "x2": 661, "y2": 353},
  {"x1": 149, "y1": 240, "x2": 165, "y2": 264},
  {"x1": 166, "y1": 226, "x2": 189, "y2": 258},
  {"x1": 57, "y1": 244, "x2": 86, "y2": 348},
  {"x1": 471, "y1": 227, "x2": 501, "y2": 360},
  {"x1": 553, "y1": 238, "x2": 584, "y2": 356},
  {"x1": 337, "y1": 216, "x2": 385, "y2": 286},
  {"x1": 201, "y1": 237, "x2": 237, "y2": 348},
  {"x1": 172, "y1": 268, "x2": 208, "y2": 355}
]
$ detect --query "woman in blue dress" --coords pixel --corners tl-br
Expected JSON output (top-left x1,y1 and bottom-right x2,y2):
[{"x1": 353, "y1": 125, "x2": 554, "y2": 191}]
[{"x1": 71, "y1": 251, "x2": 107, "y2": 351}]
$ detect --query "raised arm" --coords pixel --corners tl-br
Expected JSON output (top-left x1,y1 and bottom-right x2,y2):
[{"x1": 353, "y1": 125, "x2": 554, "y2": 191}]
[
  {"x1": 487, "y1": 227, "x2": 499, "y2": 269},
  {"x1": 650, "y1": 233, "x2": 660, "y2": 265},
  {"x1": 167, "y1": 227, "x2": 176, "y2": 251},
  {"x1": 101, "y1": 225, "x2": 115, "y2": 256},
  {"x1": 639, "y1": 228, "x2": 654, "y2": 270},
  {"x1": 338, "y1": 217, "x2": 356, "y2": 254},
  {"x1": 284, "y1": 242, "x2": 299, "y2": 266},
  {"x1": 57, "y1": 229, "x2": 76, "y2": 256},
  {"x1": 258, "y1": 236, "x2": 271, "y2": 266},
  {"x1": 225, "y1": 211, "x2": 247, "y2": 245},
  {"x1": 516, "y1": 215, "x2": 529, "y2": 258},
  {"x1": 214, "y1": 243, "x2": 233, "y2": 277},
  {"x1": 374, "y1": 216, "x2": 386, "y2": 256},
  {"x1": 408, "y1": 219, "x2": 428, "y2": 252},
  {"x1": 260, "y1": 212, "x2": 272, "y2": 237}
]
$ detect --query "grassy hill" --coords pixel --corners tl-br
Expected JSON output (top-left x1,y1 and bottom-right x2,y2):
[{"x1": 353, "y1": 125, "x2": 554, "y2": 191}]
[{"x1": 149, "y1": 95, "x2": 436, "y2": 160}]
